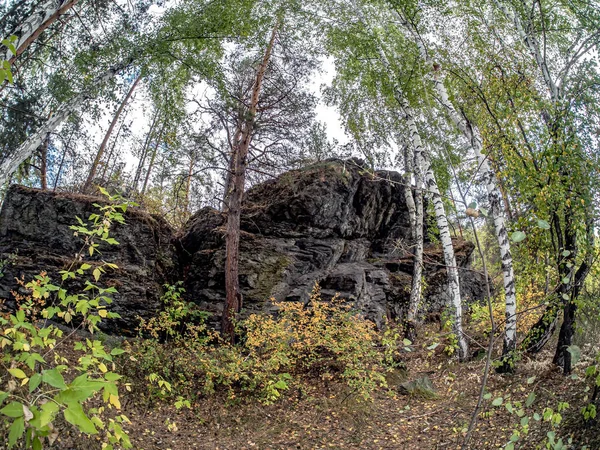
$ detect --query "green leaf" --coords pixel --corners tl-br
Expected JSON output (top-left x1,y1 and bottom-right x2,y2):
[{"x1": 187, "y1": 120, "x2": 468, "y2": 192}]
[
  {"x1": 562, "y1": 250, "x2": 571, "y2": 257},
  {"x1": 468, "y1": 202, "x2": 477, "y2": 210},
  {"x1": 511, "y1": 231, "x2": 526, "y2": 243},
  {"x1": 39, "y1": 401, "x2": 59, "y2": 427},
  {"x1": 8, "y1": 416, "x2": 25, "y2": 447},
  {"x1": 527, "y1": 376, "x2": 536, "y2": 384},
  {"x1": 537, "y1": 219, "x2": 550, "y2": 229},
  {"x1": 63, "y1": 403, "x2": 98, "y2": 434},
  {"x1": 42, "y1": 368, "x2": 67, "y2": 389},
  {"x1": 402, "y1": 338, "x2": 412, "y2": 346},
  {"x1": 29, "y1": 373, "x2": 42, "y2": 393},
  {"x1": 93, "y1": 268, "x2": 101, "y2": 282},
  {"x1": 1, "y1": 402, "x2": 24, "y2": 418},
  {"x1": 492, "y1": 397, "x2": 504, "y2": 406},
  {"x1": 505, "y1": 442, "x2": 514, "y2": 450},
  {"x1": 80, "y1": 263, "x2": 92, "y2": 271},
  {"x1": 525, "y1": 391, "x2": 536, "y2": 407},
  {"x1": 104, "y1": 372, "x2": 122, "y2": 381},
  {"x1": 110, "y1": 348, "x2": 126, "y2": 356}
]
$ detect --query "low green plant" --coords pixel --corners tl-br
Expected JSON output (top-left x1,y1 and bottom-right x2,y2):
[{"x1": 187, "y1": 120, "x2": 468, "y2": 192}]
[{"x1": 0, "y1": 187, "x2": 133, "y2": 449}]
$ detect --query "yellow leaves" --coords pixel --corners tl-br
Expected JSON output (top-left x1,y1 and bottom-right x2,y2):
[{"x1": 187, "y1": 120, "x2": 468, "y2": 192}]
[
  {"x1": 108, "y1": 394, "x2": 121, "y2": 409},
  {"x1": 8, "y1": 368, "x2": 27, "y2": 379}
]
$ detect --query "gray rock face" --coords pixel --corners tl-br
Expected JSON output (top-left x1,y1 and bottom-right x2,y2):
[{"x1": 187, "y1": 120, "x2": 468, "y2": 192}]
[
  {"x1": 0, "y1": 159, "x2": 487, "y2": 333},
  {"x1": 0, "y1": 185, "x2": 177, "y2": 333},
  {"x1": 177, "y1": 159, "x2": 486, "y2": 327}
]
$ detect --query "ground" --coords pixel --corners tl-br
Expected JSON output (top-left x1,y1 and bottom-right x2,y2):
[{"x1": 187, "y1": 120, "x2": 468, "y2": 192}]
[{"x1": 61, "y1": 327, "x2": 598, "y2": 450}]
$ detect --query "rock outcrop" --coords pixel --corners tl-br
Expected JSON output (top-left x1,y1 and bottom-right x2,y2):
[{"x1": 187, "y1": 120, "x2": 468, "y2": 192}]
[
  {"x1": 0, "y1": 159, "x2": 486, "y2": 333},
  {"x1": 0, "y1": 185, "x2": 177, "y2": 333},
  {"x1": 178, "y1": 159, "x2": 485, "y2": 327}
]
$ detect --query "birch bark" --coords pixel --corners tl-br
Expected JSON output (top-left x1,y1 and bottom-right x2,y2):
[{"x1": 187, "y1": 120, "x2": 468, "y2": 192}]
[
  {"x1": 352, "y1": 1, "x2": 466, "y2": 351},
  {"x1": 0, "y1": 62, "x2": 126, "y2": 187}
]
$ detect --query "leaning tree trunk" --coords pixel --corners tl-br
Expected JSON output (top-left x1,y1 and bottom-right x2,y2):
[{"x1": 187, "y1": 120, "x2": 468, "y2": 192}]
[
  {"x1": 0, "y1": 61, "x2": 127, "y2": 188},
  {"x1": 423, "y1": 153, "x2": 469, "y2": 360},
  {"x1": 5, "y1": 0, "x2": 80, "y2": 62},
  {"x1": 83, "y1": 74, "x2": 141, "y2": 192},
  {"x1": 221, "y1": 20, "x2": 280, "y2": 343},
  {"x1": 429, "y1": 70, "x2": 517, "y2": 370}
]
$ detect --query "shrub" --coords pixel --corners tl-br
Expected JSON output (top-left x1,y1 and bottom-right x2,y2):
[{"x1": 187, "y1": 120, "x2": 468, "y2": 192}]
[
  {"x1": 129, "y1": 284, "x2": 394, "y2": 405},
  {"x1": 0, "y1": 188, "x2": 133, "y2": 449}
]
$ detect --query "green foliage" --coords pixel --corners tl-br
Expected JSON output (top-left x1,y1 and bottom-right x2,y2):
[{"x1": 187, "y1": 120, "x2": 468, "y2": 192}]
[
  {"x1": 129, "y1": 284, "x2": 397, "y2": 405},
  {"x1": 0, "y1": 36, "x2": 16, "y2": 85},
  {"x1": 0, "y1": 189, "x2": 133, "y2": 449}
]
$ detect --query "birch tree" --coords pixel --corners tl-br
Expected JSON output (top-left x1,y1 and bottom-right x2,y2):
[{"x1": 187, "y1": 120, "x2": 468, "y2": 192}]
[{"x1": 326, "y1": 0, "x2": 469, "y2": 358}]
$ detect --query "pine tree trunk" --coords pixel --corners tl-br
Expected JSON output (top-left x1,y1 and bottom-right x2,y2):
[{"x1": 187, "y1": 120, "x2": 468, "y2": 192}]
[
  {"x1": 0, "y1": 61, "x2": 127, "y2": 188},
  {"x1": 222, "y1": 20, "x2": 280, "y2": 343},
  {"x1": 83, "y1": 74, "x2": 140, "y2": 193}
]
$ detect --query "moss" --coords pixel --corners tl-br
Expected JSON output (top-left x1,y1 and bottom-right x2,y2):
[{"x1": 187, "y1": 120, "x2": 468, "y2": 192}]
[{"x1": 249, "y1": 254, "x2": 291, "y2": 301}]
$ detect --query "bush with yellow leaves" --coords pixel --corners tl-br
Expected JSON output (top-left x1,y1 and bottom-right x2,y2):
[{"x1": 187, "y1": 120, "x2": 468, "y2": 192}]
[{"x1": 129, "y1": 284, "x2": 393, "y2": 405}]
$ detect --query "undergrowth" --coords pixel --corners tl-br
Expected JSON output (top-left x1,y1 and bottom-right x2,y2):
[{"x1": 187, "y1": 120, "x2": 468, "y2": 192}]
[{"x1": 126, "y1": 284, "x2": 403, "y2": 406}]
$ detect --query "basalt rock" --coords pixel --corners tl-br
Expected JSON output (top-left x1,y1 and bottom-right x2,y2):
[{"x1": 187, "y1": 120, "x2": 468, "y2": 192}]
[{"x1": 0, "y1": 159, "x2": 486, "y2": 333}]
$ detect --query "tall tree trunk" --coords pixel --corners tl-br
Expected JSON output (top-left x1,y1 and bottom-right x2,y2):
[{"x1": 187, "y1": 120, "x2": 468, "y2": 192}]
[
  {"x1": 133, "y1": 109, "x2": 159, "y2": 190},
  {"x1": 53, "y1": 129, "x2": 74, "y2": 190},
  {"x1": 0, "y1": 61, "x2": 128, "y2": 188},
  {"x1": 82, "y1": 74, "x2": 140, "y2": 192},
  {"x1": 184, "y1": 155, "x2": 195, "y2": 213},
  {"x1": 429, "y1": 69, "x2": 517, "y2": 370},
  {"x1": 423, "y1": 153, "x2": 468, "y2": 360},
  {"x1": 141, "y1": 121, "x2": 166, "y2": 195},
  {"x1": 101, "y1": 116, "x2": 128, "y2": 181},
  {"x1": 221, "y1": 20, "x2": 280, "y2": 343},
  {"x1": 392, "y1": 9, "x2": 518, "y2": 365},
  {"x1": 403, "y1": 103, "x2": 425, "y2": 343},
  {"x1": 38, "y1": 132, "x2": 49, "y2": 190},
  {"x1": 4, "y1": 0, "x2": 80, "y2": 62}
]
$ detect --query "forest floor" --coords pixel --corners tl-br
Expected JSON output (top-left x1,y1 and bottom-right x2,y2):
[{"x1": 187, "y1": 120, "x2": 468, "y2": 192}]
[{"x1": 75, "y1": 326, "x2": 597, "y2": 450}]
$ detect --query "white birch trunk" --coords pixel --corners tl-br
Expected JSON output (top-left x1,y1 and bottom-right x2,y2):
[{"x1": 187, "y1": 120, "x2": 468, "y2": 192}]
[
  {"x1": 0, "y1": 64, "x2": 122, "y2": 187},
  {"x1": 432, "y1": 74, "x2": 517, "y2": 356},
  {"x1": 402, "y1": 100, "x2": 425, "y2": 341},
  {"x1": 492, "y1": 0, "x2": 558, "y2": 101},
  {"x1": 423, "y1": 153, "x2": 468, "y2": 360},
  {"x1": 5, "y1": 0, "x2": 79, "y2": 61}
]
